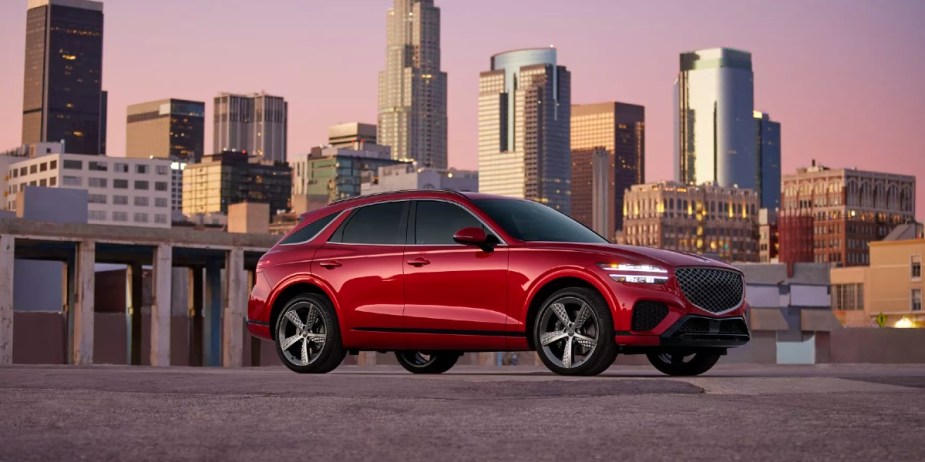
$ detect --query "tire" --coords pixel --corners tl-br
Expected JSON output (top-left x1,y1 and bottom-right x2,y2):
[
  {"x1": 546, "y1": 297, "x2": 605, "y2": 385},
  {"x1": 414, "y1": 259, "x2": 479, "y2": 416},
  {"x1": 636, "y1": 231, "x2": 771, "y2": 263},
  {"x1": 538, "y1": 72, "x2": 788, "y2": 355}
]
[
  {"x1": 395, "y1": 351, "x2": 460, "y2": 374},
  {"x1": 645, "y1": 350, "x2": 722, "y2": 376},
  {"x1": 533, "y1": 287, "x2": 617, "y2": 376},
  {"x1": 274, "y1": 293, "x2": 346, "y2": 374}
]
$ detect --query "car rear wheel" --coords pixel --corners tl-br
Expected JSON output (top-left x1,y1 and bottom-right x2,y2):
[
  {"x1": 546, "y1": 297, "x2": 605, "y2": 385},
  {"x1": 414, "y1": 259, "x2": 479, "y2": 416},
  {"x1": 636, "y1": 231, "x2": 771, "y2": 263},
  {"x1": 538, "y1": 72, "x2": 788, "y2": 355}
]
[
  {"x1": 395, "y1": 351, "x2": 460, "y2": 374},
  {"x1": 645, "y1": 350, "x2": 722, "y2": 376},
  {"x1": 274, "y1": 294, "x2": 346, "y2": 374},
  {"x1": 534, "y1": 287, "x2": 617, "y2": 376}
]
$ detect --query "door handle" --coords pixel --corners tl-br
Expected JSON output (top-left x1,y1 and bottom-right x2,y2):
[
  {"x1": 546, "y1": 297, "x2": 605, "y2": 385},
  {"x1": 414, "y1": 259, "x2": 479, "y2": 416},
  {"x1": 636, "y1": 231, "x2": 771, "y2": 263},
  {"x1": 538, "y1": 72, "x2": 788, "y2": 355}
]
[
  {"x1": 318, "y1": 260, "x2": 342, "y2": 269},
  {"x1": 406, "y1": 257, "x2": 430, "y2": 267}
]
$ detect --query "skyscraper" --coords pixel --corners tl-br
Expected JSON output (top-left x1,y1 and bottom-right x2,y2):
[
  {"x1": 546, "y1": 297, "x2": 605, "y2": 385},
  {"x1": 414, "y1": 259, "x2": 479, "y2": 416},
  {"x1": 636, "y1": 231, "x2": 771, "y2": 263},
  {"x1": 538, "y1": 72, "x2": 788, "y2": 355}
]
[
  {"x1": 22, "y1": 0, "x2": 105, "y2": 155},
  {"x1": 377, "y1": 0, "x2": 447, "y2": 169},
  {"x1": 754, "y1": 111, "x2": 781, "y2": 209},
  {"x1": 126, "y1": 99, "x2": 205, "y2": 163},
  {"x1": 571, "y1": 102, "x2": 645, "y2": 239},
  {"x1": 675, "y1": 48, "x2": 755, "y2": 189},
  {"x1": 214, "y1": 92, "x2": 288, "y2": 163},
  {"x1": 478, "y1": 48, "x2": 571, "y2": 213}
]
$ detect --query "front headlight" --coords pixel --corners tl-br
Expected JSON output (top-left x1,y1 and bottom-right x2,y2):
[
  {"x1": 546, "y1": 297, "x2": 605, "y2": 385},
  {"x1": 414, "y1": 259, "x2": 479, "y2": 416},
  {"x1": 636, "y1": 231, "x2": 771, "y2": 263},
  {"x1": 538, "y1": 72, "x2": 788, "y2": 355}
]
[{"x1": 597, "y1": 262, "x2": 669, "y2": 284}]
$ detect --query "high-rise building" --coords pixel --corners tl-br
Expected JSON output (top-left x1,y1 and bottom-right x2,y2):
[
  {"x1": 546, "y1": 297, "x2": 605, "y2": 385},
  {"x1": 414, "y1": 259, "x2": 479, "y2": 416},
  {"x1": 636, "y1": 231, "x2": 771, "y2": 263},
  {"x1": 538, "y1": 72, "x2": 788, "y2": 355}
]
[
  {"x1": 182, "y1": 151, "x2": 292, "y2": 219},
  {"x1": 126, "y1": 99, "x2": 205, "y2": 162},
  {"x1": 479, "y1": 48, "x2": 571, "y2": 213},
  {"x1": 22, "y1": 0, "x2": 106, "y2": 155},
  {"x1": 675, "y1": 48, "x2": 755, "y2": 189},
  {"x1": 329, "y1": 123, "x2": 378, "y2": 149},
  {"x1": 126, "y1": 98, "x2": 205, "y2": 221},
  {"x1": 755, "y1": 111, "x2": 781, "y2": 209},
  {"x1": 779, "y1": 163, "x2": 916, "y2": 267},
  {"x1": 622, "y1": 182, "x2": 759, "y2": 262},
  {"x1": 571, "y1": 102, "x2": 645, "y2": 239},
  {"x1": 290, "y1": 145, "x2": 404, "y2": 213},
  {"x1": 377, "y1": 0, "x2": 447, "y2": 169},
  {"x1": 213, "y1": 92, "x2": 288, "y2": 163}
]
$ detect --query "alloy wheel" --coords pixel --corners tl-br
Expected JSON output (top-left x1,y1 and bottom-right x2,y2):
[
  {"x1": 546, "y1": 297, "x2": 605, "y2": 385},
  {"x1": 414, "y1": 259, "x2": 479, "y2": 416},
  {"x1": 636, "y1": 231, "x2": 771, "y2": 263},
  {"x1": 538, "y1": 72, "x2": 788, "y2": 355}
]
[
  {"x1": 277, "y1": 301, "x2": 327, "y2": 367},
  {"x1": 538, "y1": 296, "x2": 600, "y2": 369}
]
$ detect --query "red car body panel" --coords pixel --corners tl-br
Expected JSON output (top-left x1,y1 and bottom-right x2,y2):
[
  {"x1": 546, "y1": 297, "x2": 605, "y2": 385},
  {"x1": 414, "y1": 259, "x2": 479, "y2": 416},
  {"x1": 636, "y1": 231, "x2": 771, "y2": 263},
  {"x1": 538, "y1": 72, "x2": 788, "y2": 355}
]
[{"x1": 247, "y1": 190, "x2": 750, "y2": 353}]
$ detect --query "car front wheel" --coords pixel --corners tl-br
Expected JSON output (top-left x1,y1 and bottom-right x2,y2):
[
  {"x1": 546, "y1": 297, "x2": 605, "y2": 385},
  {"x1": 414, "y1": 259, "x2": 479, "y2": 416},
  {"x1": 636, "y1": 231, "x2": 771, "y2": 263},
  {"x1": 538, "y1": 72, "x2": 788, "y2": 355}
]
[
  {"x1": 645, "y1": 350, "x2": 722, "y2": 376},
  {"x1": 534, "y1": 287, "x2": 617, "y2": 376}
]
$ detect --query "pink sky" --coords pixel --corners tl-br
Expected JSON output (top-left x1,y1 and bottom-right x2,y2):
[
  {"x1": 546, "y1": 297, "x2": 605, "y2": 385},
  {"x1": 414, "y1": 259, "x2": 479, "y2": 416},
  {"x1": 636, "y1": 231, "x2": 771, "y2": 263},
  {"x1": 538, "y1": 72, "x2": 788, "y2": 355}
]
[{"x1": 0, "y1": 0, "x2": 923, "y2": 217}]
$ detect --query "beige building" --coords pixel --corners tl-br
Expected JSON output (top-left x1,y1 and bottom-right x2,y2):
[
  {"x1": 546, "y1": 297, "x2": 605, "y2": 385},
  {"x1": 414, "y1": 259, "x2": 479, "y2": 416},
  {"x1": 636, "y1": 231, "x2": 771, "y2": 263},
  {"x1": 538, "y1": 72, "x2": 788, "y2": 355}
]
[
  {"x1": 831, "y1": 225, "x2": 924, "y2": 327},
  {"x1": 622, "y1": 182, "x2": 759, "y2": 262}
]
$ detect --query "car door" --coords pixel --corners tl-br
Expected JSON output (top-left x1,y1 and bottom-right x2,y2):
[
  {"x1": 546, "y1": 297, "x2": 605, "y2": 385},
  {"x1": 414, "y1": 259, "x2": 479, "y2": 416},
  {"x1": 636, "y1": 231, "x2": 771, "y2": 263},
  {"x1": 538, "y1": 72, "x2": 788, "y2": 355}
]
[
  {"x1": 312, "y1": 200, "x2": 409, "y2": 349},
  {"x1": 402, "y1": 199, "x2": 510, "y2": 350}
]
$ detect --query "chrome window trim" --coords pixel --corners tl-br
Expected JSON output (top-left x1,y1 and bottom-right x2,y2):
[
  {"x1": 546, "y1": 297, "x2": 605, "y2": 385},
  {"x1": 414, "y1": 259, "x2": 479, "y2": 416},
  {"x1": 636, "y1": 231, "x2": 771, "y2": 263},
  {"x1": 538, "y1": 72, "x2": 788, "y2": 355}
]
[{"x1": 278, "y1": 210, "x2": 346, "y2": 246}]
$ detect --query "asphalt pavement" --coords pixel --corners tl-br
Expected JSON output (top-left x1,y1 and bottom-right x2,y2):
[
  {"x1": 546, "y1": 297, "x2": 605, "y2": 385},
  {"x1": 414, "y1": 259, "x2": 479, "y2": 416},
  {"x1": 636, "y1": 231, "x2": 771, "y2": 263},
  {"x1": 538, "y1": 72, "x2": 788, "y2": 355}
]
[{"x1": 1, "y1": 363, "x2": 924, "y2": 461}]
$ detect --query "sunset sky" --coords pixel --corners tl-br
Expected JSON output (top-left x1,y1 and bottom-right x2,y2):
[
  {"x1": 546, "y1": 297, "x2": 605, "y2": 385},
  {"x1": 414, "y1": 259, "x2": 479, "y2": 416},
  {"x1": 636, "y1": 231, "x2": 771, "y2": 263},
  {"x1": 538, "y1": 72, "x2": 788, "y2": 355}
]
[{"x1": 0, "y1": 0, "x2": 923, "y2": 217}]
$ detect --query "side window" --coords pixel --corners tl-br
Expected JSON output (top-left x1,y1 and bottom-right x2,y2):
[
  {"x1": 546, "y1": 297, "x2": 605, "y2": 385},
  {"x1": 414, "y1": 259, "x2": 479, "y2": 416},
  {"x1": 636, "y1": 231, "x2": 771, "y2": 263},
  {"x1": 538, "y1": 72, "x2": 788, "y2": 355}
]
[
  {"x1": 337, "y1": 201, "x2": 406, "y2": 245},
  {"x1": 279, "y1": 212, "x2": 339, "y2": 245},
  {"x1": 414, "y1": 201, "x2": 484, "y2": 245}
]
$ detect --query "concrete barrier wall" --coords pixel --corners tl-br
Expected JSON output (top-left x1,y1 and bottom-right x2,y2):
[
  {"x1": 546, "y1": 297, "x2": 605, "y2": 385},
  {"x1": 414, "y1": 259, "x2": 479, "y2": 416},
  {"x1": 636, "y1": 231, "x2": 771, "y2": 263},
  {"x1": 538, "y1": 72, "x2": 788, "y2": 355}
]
[
  {"x1": 13, "y1": 312, "x2": 66, "y2": 364},
  {"x1": 829, "y1": 328, "x2": 925, "y2": 363}
]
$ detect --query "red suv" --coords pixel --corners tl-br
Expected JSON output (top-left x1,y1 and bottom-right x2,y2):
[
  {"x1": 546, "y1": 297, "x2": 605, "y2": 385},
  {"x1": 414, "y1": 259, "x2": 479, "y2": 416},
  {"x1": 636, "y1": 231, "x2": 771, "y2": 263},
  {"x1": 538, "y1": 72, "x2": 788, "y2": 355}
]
[{"x1": 247, "y1": 190, "x2": 749, "y2": 376}]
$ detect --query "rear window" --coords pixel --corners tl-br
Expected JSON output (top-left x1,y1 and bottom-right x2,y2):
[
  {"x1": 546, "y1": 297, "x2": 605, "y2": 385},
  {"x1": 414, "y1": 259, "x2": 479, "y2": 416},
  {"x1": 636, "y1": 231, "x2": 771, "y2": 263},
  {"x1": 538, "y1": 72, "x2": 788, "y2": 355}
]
[{"x1": 279, "y1": 212, "x2": 339, "y2": 245}]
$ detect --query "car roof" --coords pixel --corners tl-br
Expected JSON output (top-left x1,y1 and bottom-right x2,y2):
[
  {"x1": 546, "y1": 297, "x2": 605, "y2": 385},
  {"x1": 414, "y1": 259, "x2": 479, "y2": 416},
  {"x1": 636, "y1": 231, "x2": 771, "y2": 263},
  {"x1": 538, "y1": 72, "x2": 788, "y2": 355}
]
[{"x1": 298, "y1": 190, "x2": 515, "y2": 220}]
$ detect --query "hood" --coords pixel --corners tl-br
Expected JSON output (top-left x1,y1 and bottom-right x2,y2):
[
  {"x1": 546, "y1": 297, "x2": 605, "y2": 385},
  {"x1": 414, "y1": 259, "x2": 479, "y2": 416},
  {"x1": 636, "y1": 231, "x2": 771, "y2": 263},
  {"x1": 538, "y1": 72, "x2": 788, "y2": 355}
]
[{"x1": 525, "y1": 242, "x2": 739, "y2": 270}]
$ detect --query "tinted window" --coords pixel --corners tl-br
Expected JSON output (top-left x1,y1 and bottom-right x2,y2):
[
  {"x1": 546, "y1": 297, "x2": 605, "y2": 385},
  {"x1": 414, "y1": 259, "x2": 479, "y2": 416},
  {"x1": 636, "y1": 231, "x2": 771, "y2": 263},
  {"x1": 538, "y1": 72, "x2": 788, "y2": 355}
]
[
  {"x1": 415, "y1": 201, "x2": 484, "y2": 245},
  {"x1": 474, "y1": 198, "x2": 607, "y2": 243},
  {"x1": 339, "y1": 202, "x2": 406, "y2": 245},
  {"x1": 280, "y1": 212, "x2": 339, "y2": 245}
]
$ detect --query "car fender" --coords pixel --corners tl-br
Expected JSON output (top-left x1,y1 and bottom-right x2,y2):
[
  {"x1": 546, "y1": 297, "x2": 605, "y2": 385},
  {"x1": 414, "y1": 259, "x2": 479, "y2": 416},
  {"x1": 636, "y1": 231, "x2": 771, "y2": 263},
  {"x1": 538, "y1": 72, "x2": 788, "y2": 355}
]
[
  {"x1": 520, "y1": 266, "x2": 620, "y2": 327},
  {"x1": 266, "y1": 273, "x2": 346, "y2": 336}
]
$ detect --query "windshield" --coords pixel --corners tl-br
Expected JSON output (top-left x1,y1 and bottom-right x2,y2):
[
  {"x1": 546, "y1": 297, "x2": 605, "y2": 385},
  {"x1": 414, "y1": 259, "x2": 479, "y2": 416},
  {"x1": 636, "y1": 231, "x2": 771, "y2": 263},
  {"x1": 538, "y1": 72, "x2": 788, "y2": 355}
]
[{"x1": 473, "y1": 198, "x2": 608, "y2": 243}]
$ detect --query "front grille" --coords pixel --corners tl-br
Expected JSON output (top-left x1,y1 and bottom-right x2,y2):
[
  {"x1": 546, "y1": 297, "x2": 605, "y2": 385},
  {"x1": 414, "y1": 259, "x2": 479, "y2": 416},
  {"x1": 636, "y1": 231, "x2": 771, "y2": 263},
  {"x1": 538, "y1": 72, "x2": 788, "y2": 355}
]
[
  {"x1": 631, "y1": 301, "x2": 668, "y2": 331},
  {"x1": 674, "y1": 267, "x2": 744, "y2": 313},
  {"x1": 719, "y1": 319, "x2": 749, "y2": 335},
  {"x1": 678, "y1": 317, "x2": 710, "y2": 334}
]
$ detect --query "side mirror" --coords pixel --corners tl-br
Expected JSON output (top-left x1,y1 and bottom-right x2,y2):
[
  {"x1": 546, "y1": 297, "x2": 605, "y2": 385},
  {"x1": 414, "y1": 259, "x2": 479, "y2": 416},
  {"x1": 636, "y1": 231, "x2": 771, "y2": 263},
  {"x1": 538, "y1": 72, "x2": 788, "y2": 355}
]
[{"x1": 453, "y1": 227, "x2": 497, "y2": 251}]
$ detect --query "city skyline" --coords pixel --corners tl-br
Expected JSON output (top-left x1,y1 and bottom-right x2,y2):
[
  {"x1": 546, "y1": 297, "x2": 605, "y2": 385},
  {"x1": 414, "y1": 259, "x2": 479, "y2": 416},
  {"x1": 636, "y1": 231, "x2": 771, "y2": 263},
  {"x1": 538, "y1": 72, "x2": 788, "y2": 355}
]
[{"x1": 0, "y1": 0, "x2": 924, "y2": 217}]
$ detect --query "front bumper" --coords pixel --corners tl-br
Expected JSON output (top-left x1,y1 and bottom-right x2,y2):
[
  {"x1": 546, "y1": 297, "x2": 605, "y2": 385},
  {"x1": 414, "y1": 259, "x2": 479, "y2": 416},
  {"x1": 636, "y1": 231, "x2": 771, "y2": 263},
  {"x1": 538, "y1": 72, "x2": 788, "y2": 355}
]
[{"x1": 658, "y1": 315, "x2": 750, "y2": 348}]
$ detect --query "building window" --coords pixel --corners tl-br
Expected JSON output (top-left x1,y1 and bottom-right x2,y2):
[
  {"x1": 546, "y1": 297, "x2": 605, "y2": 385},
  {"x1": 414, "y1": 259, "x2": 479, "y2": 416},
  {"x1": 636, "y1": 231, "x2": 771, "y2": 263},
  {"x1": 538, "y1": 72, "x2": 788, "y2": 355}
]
[
  {"x1": 113, "y1": 195, "x2": 128, "y2": 205},
  {"x1": 62, "y1": 160, "x2": 83, "y2": 170},
  {"x1": 156, "y1": 165, "x2": 169, "y2": 175},
  {"x1": 134, "y1": 197, "x2": 149, "y2": 207},
  {"x1": 133, "y1": 212, "x2": 149, "y2": 223},
  {"x1": 114, "y1": 179, "x2": 128, "y2": 189},
  {"x1": 134, "y1": 180, "x2": 149, "y2": 190},
  {"x1": 63, "y1": 176, "x2": 81, "y2": 186},
  {"x1": 154, "y1": 198, "x2": 168, "y2": 207},
  {"x1": 29, "y1": 164, "x2": 38, "y2": 174},
  {"x1": 112, "y1": 211, "x2": 128, "y2": 222},
  {"x1": 154, "y1": 214, "x2": 168, "y2": 224},
  {"x1": 40, "y1": 163, "x2": 47, "y2": 172},
  {"x1": 39, "y1": 179, "x2": 47, "y2": 187},
  {"x1": 155, "y1": 181, "x2": 168, "y2": 192},
  {"x1": 114, "y1": 163, "x2": 128, "y2": 173},
  {"x1": 50, "y1": 160, "x2": 57, "y2": 170},
  {"x1": 913, "y1": 289, "x2": 922, "y2": 312},
  {"x1": 88, "y1": 161, "x2": 108, "y2": 171},
  {"x1": 88, "y1": 194, "x2": 107, "y2": 204},
  {"x1": 88, "y1": 177, "x2": 108, "y2": 188},
  {"x1": 136, "y1": 164, "x2": 148, "y2": 174},
  {"x1": 832, "y1": 283, "x2": 864, "y2": 311},
  {"x1": 49, "y1": 177, "x2": 57, "y2": 186},
  {"x1": 912, "y1": 256, "x2": 921, "y2": 280},
  {"x1": 88, "y1": 210, "x2": 107, "y2": 221}
]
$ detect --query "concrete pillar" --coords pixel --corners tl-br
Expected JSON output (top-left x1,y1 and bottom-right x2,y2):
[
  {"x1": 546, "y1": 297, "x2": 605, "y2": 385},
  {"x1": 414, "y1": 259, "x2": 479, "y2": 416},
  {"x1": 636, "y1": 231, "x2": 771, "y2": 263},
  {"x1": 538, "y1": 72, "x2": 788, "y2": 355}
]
[
  {"x1": 203, "y1": 263, "x2": 222, "y2": 367},
  {"x1": 0, "y1": 235, "x2": 14, "y2": 365},
  {"x1": 188, "y1": 267, "x2": 204, "y2": 367},
  {"x1": 149, "y1": 243, "x2": 172, "y2": 367},
  {"x1": 222, "y1": 248, "x2": 246, "y2": 368},
  {"x1": 127, "y1": 263, "x2": 143, "y2": 365},
  {"x1": 72, "y1": 240, "x2": 95, "y2": 365}
]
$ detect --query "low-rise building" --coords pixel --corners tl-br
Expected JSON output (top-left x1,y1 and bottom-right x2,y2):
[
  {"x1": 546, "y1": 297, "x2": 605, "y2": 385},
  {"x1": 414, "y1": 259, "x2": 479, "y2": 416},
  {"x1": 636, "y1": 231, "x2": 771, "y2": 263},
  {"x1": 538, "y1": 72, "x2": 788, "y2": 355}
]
[
  {"x1": 5, "y1": 150, "x2": 172, "y2": 228},
  {"x1": 362, "y1": 164, "x2": 478, "y2": 195},
  {"x1": 830, "y1": 223, "x2": 925, "y2": 327},
  {"x1": 182, "y1": 150, "x2": 291, "y2": 221},
  {"x1": 290, "y1": 144, "x2": 404, "y2": 213},
  {"x1": 759, "y1": 208, "x2": 779, "y2": 263},
  {"x1": 621, "y1": 182, "x2": 759, "y2": 262}
]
